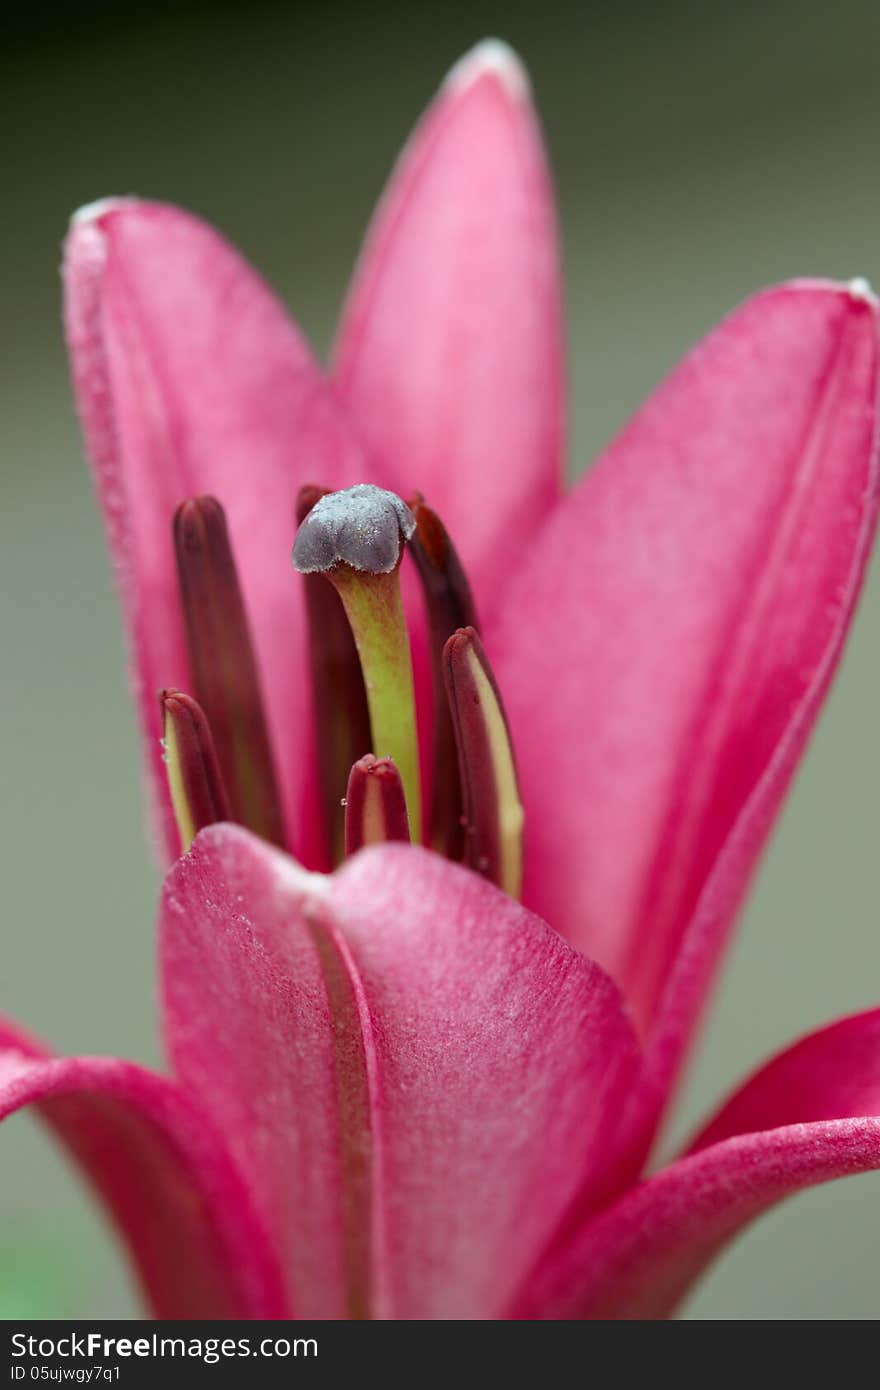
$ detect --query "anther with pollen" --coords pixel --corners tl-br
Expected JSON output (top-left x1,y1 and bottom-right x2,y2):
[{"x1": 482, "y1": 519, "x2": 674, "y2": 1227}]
[
  {"x1": 444, "y1": 627, "x2": 524, "y2": 899},
  {"x1": 174, "y1": 496, "x2": 285, "y2": 847},
  {"x1": 160, "y1": 689, "x2": 231, "y2": 852},
  {"x1": 407, "y1": 494, "x2": 478, "y2": 859},
  {"x1": 297, "y1": 485, "x2": 371, "y2": 867},
  {"x1": 293, "y1": 485, "x2": 422, "y2": 843},
  {"x1": 344, "y1": 755, "x2": 411, "y2": 856}
]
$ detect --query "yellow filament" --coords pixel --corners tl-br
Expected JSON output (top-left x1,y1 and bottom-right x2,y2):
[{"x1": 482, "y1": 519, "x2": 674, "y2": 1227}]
[
  {"x1": 467, "y1": 649, "x2": 524, "y2": 900},
  {"x1": 163, "y1": 714, "x2": 197, "y2": 852}
]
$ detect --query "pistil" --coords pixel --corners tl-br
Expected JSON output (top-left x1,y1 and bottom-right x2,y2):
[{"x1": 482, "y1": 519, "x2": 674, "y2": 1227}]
[
  {"x1": 443, "y1": 627, "x2": 524, "y2": 898},
  {"x1": 174, "y1": 496, "x2": 285, "y2": 847},
  {"x1": 297, "y1": 486, "x2": 371, "y2": 867},
  {"x1": 293, "y1": 486, "x2": 422, "y2": 843}
]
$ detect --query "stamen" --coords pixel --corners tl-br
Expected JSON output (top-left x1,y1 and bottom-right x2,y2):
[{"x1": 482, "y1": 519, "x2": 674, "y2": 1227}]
[
  {"x1": 407, "y1": 494, "x2": 478, "y2": 858},
  {"x1": 173, "y1": 497, "x2": 285, "y2": 847},
  {"x1": 293, "y1": 486, "x2": 422, "y2": 843},
  {"x1": 297, "y1": 486, "x2": 371, "y2": 867},
  {"x1": 443, "y1": 627, "x2": 524, "y2": 899},
  {"x1": 344, "y1": 755, "x2": 411, "y2": 855},
  {"x1": 160, "y1": 689, "x2": 231, "y2": 852}
]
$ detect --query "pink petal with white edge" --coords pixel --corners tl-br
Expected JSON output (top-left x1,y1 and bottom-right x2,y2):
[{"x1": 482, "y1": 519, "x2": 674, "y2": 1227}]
[
  {"x1": 63, "y1": 200, "x2": 364, "y2": 864},
  {"x1": 0, "y1": 1019, "x2": 286, "y2": 1319},
  {"x1": 161, "y1": 826, "x2": 642, "y2": 1320},
  {"x1": 517, "y1": 1009, "x2": 880, "y2": 1318},
  {"x1": 489, "y1": 281, "x2": 880, "y2": 1048},
  {"x1": 333, "y1": 41, "x2": 565, "y2": 604}
]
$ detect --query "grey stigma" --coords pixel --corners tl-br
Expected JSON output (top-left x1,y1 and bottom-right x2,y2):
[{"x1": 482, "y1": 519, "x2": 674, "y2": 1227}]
[{"x1": 292, "y1": 484, "x2": 416, "y2": 575}]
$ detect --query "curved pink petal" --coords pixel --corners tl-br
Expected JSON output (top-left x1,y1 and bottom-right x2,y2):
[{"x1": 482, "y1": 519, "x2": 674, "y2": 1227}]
[
  {"x1": 690, "y1": 1008, "x2": 880, "y2": 1150},
  {"x1": 489, "y1": 281, "x2": 880, "y2": 1048},
  {"x1": 161, "y1": 827, "x2": 360, "y2": 1319},
  {"x1": 517, "y1": 1009, "x2": 880, "y2": 1318},
  {"x1": 161, "y1": 825, "x2": 642, "y2": 1320},
  {"x1": 63, "y1": 199, "x2": 364, "y2": 865},
  {"x1": 520, "y1": 1119, "x2": 880, "y2": 1319},
  {"x1": 329, "y1": 841, "x2": 642, "y2": 1319},
  {"x1": 333, "y1": 41, "x2": 565, "y2": 604},
  {"x1": 0, "y1": 1019, "x2": 286, "y2": 1319}
]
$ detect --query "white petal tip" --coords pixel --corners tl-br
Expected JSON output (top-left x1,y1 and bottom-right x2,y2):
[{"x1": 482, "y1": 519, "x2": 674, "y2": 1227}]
[
  {"x1": 781, "y1": 277, "x2": 880, "y2": 311},
  {"x1": 443, "y1": 39, "x2": 531, "y2": 99},
  {"x1": 847, "y1": 276, "x2": 877, "y2": 305},
  {"x1": 70, "y1": 196, "x2": 139, "y2": 228}
]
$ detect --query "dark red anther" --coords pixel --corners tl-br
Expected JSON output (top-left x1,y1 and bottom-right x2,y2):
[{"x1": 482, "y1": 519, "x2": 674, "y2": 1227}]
[
  {"x1": 160, "y1": 689, "x2": 231, "y2": 852},
  {"x1": 344, "y1": 754, "x2": 411, "y2": 856},
  {"x1": 407, "y1": 495, "x2": 478, "y2": 859},
  {"x1": 296, "y1": 484, "x2": 371, "y2": 867},
  {"x1": 173, "y1": 497, "x2": 285, "y2": 847},
  {"x1": 443, "y1": 627, "x2": 523, "y2": 898}
]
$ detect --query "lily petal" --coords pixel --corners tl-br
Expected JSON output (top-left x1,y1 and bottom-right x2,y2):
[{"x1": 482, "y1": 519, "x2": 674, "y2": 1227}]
[
  {"x1": 333, "y1": 40, "x2": 565, "y2": 602},
  {"x1": 330, "y1": 841, "x2": 641, "y2": 1319},
  {"x1": 161, "y1": 827, "x2": 361, "y2": 1319},
  {"x1": 690, "y1": 1007, "x2": 880, "y2": 1150},
  {"x1": 489, "y1": 281, "x2": 880, "y2": 1047},
  {"x1": 63, "y1": 200, "x2": 363, "y2": 864},
  {"x1": 161, "y1": 825, "x2": 641, "y2": 1320},
  {"x1": 0, "y1": 1020, "x2": 286, "y2": 1319},
  {"x1": 518, "y1": 1009, "x2": 880, "y2": 1319}
]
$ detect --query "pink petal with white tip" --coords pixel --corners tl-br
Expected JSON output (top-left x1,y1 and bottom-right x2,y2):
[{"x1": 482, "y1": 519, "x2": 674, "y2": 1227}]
[
  {"x1": 489, "y1": 281, "x2": 879, "y2": 1064},
  {"x1": 64, "y1": 200, "x2": 364, "y2": 863},
  {"x1": 334, "y1": 41, "x2": 565, "y2": 605}
]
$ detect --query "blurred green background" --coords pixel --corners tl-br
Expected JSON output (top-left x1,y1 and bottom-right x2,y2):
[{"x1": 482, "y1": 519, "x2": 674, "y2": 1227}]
[{"x1": 2, "y1": 0, "x2": 879, "y2": 1319}]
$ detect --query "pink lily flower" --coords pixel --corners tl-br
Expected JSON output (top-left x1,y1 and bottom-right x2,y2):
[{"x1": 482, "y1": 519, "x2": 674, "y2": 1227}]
[{"x1": 4, "y1": 40, "x2": 880, "y2": 1320}]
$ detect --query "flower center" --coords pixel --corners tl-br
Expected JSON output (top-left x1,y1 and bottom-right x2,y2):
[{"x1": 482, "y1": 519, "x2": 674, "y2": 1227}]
[
  {"x1": 293, "y1": 485, "x2": 422, "y2": 842},
  {"x1": 162, "y1": 485, "x2": 524, "y2": 897}
]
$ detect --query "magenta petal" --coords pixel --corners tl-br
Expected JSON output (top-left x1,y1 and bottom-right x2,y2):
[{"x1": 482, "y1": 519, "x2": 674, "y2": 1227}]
[
  {"x1": 689, "y1": 1008, "x2": 880, "y2": 1150},
  {"x1": 161, "y1": 827, "x2": 357, "y2": 1319},
  {"x1": 63, "y1": 200, "x2": 364, "y2": 864},
  {"x1": 330, "y1": 843, "x2": 641, "y2": 1318},
  {"x1": 161, "y1": 826, "x2": 642, "y2": 1319},
  {"x1": 522, "y1": 1119, "x2": 880, "y2": 1319},
  {"x1": 519, "y1": 1010, "x2": 880, "y2": 1319},
  {"x1": 0, "y1": 1019, "x2": 286, "y2": 1319},
  {"x1": 333, "y1": 42, "x2": 565, "y2": 603},
  {"x1": 489, "y1": 281, "x2": 880, "y2": 1047}
]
